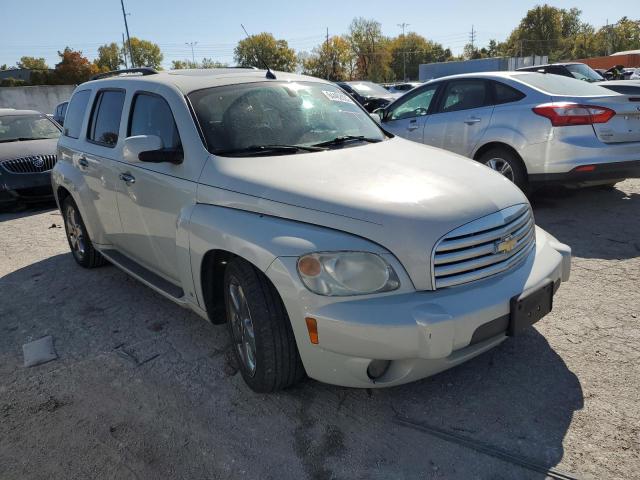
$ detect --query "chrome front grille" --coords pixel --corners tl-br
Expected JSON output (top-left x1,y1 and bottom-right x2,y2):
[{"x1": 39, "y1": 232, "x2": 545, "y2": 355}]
[
  {"x1": 432, "y1": 204, "x2": 536, "y2": 289},
  {"x1": 1, "y1": 154, "x2": 57, "y2": 174}
]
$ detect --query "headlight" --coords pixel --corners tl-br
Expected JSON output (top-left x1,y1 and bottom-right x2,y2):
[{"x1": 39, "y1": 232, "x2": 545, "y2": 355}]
[{"x1": 297, "y1": 252, "x2": 400, "y2": 296}]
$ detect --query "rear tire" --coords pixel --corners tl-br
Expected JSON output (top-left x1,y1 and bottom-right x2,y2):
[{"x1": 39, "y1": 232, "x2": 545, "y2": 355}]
[
  {"x1": 478, "y1": 147, "x2": 528, "y2": 192},
  {"x1": 62, "y1": 196, "x2": 106, "y2": 268},
  {"x1": 223, "y1": 258, "x2": 305, "y2": 392}
]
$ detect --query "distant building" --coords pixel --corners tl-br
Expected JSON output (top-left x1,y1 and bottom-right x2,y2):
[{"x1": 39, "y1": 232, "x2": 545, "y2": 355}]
[
  {"x1": 418, "y1": 56, "x2": 548, "y2": 81},
  {"x1": 0, "y1": 68, "x2": 54, "y2": 83},
  {"x1": 576, "y1": 53, "x2": 640, "y2": 70}
]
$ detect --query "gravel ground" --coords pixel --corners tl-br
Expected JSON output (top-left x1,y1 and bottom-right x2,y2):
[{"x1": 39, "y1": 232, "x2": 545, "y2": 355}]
[{"x1": 1, "y1": 180, "x2": 639, "y2": 480}]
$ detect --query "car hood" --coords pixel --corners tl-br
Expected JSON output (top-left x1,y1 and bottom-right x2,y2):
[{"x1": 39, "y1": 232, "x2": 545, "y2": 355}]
[
  {"x1": 197, "y1": 138, "x2": 528, "y2": 290},
  {"x1": 0, "y1": 138, "x2": 58, "y2": 162}
]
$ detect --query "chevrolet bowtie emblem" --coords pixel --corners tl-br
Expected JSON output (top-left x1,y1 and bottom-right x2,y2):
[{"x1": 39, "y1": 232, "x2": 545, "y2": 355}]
[{"x1": 496, "y1": 235, "x2": 517, "y2": 254}]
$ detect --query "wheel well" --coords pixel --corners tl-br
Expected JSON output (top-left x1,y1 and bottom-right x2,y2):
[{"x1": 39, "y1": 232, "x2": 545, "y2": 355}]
[
  {"x1": 56, "y1": 186, "x2": 71, "y2": 207},
  {"x1": 200, "y1": 250, "x2": 237, "y2": 324},
  {"x1": 473, "y1": 142, "x2": 528, "y2": 174}
]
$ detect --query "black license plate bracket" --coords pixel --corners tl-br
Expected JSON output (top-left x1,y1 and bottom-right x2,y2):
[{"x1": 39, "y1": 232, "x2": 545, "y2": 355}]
[{"x1": 508, "y1": 282, "x2": 554, "y2": 336}]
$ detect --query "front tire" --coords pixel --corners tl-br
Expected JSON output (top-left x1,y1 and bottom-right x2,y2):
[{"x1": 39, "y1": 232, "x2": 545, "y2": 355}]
[
  {"x1": 478, "y1": 147, "x2": 528, "y2": 192},
  {"x1": 62, "y1": 197, "x2": 106, "y2": 268},
  {"x1": 223, "y1": 258, "x2": 304, "y2": 392}
]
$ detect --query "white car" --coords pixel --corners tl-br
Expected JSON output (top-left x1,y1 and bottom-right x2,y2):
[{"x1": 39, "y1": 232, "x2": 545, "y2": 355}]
[{"x1": 52, "y1": 68, "x2": 571, "y2": 392}]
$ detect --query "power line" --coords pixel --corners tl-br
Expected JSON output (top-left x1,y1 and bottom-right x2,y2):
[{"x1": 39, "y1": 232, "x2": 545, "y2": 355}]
[
  {"x1": 185, "y1": 41, "x2": 198, "y2": 64},
  {"x1": 398, "y1": 22, "x2": 410, "y2": 81},
  {"x1": 120, "y1": 0, "x2": 134, "y2": 68}
]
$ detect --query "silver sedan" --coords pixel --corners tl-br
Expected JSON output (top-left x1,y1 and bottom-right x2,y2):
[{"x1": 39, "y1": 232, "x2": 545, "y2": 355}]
[{"x1": 378, "y1": 72, "x2": 640, "y2": 191}]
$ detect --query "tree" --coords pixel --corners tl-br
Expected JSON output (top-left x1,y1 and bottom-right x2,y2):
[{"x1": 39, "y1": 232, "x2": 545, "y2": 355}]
[
  {"x1": 201, "y1": 58, "x2": 227, "y2": 69},
  {"x1": 95, "y1": 42, "x2": 123, "y2": 71},
  {"x1": 17, "y1": 56, "x2": 48, "y2": 70},
  {"x1": 128, "y1": 37, "x2": 163, "y2": 69},
  {"x1": 387, "y1": 33, "x2": 451, "y2": 80},
  {"x1": 301, "y1": 36, "x2": 354, "y2": 81},
  {"x1": 53, "y1": 47, "x2": 99, "y2": 84},
  {"x1": 172, "y1": 58, "x2": 228, "y2": 69},
  {"x1": 347, "y1": 17, "x2": 392, "y2": 82},
  {"x1": 234, "y1": 33, "x2": 297, "y2": 72}
]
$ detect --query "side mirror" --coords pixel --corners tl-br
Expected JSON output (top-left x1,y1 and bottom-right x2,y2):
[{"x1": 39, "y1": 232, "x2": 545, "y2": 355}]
[
  {"x1": 123, "y1": 135, "x2": 183, "y2": 164},
  {"x1": 371, "y1": 108, "x2": 386, "y2": 123}
]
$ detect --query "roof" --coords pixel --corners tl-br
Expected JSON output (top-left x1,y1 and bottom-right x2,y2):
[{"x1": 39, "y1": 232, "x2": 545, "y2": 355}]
[
  {"x1": 424, "y1": 71, "x2": 538, "y2": 83},
  {"x1": 611, "y1": 50, "x2": 640, "y2": 56},
  {"x1": 85, "y1": 68, "x2": 331, "y2": 94},
  {"x1": 0, "y1": 109, "x2": 43, "y2": 116}
]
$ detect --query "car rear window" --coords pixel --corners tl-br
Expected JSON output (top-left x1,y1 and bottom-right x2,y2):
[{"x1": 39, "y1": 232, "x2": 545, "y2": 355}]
[
  {"x1": 63, "y1": 90, "x2": 91, "y2": 139},
  {"x1": 88, "y1": 90, "x2": 125, "y2": 147},
  {"x1": 513, "y1": 73, "x2": 615, "y2": 96}
]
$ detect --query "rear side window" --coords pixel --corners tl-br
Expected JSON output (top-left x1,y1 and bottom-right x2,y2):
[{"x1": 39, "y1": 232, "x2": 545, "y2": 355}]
[
  {"x1": 492, "y1": 82, "x2": 526, "y2": 105},
  {"x1": 88, "y1": 90, "x2": 125, "y2": 147},
  {"x1": 63, "y1": 90, "x2": 91, "y2": 138},
  {"x1": 440, "y1": 80, "x2": 489, "y2": 113},
  {"x1": 128, "y1": 93, "x2": 181, "y2": 150}
]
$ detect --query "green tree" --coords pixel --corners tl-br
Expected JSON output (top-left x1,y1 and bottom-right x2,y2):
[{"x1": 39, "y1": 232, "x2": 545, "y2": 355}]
[
  {"x1": 302, "y1": 36, "x2": 354, "y2": 81},
  {"x1": 348, "y1": 17, "x2": 392, "y2": 82},
  {"x1": 95, "y1": 42, "x2": 123, "y2": 71},
  {"x1": 503, "y1": 5, "x2": 587, "y2": 60},
  {"x1": 17, "y1": 56, "x2": 48, "y2": 70},
  {"x1": 128, "y1": 37, "x2": 163, "y2": 69},
  {"x1": 201, "y1": 58, "x2": 227, "y2": 68},
  {"x1": 171, "y1": 59, "x2": 198, "y2": 69},
  {"x1": 234, "y1": 33, "x2": 297, "y2": 72},
  {"x1": 52, "y1": 47, "x2": 99, "y2": 84},
  {"x1": 388, "y1": 33, "x2": 451, "y2": 80}
]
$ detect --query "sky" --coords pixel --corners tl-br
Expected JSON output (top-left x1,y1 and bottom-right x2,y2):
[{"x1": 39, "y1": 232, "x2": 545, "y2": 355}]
[{"x1": 0, "y1": 0, "x2": 637, "y2": 69}]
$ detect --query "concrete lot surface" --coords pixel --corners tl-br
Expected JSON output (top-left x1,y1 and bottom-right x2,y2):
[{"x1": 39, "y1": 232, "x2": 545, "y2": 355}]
[{"x1": 1, "y1": 181, "x2": 639, "y2": 479}]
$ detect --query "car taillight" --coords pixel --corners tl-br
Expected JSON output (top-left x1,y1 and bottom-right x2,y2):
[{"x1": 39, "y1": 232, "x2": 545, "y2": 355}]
[{"x1": 532, "y1": 102, "x2": 615, "y2": 126}]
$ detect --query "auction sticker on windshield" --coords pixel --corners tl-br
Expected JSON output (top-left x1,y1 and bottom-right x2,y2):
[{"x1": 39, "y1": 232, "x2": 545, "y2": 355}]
[{"x1": 323, "y1": 90, "x2": 355, "y2": 104}]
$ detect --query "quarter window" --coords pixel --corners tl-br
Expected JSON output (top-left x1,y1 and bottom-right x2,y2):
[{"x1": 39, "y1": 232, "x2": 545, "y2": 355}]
[
  {"x1": 492, "y1": 82, "x2": 525, "y2": 105},
  {"x1": 388, "y1": 85, "x2": 438, "y2": 121},
  {"x1": 440, "y1": 80, "x2": 488, "y2": 113},
  {"x1": 63, "y1": 90, "x2": 91, "y2": 139},
  {"x1": 128, "y1": 93, "x2": 181, "y2": 150},
  {"x1": 88, "y1": 90, "x2": 125, "y2": 147}
]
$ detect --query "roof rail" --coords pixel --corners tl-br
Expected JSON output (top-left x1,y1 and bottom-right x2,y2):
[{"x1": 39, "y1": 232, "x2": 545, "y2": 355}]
[{"x1": 91, "y1": 67, "x2": 158, "y2": 81}]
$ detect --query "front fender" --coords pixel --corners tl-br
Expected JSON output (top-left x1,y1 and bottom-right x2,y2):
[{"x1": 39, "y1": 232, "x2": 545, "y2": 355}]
[{"x1": 188, "y1": 203, "x2": 389, "y2": 309}]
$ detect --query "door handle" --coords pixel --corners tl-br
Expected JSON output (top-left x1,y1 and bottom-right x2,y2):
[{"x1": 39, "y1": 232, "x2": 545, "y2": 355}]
[
  {"x1": 119, "y1": 173, "x2": 136, "y2": 185},
  {"x1": 78, "y1": 157, "x2": 89, "y2": 168},
  {"x1": 407, "y1": 120, "x2": 419, "y2": 131},
  {"x1": 464, "y1": 117, "x2": 482, "y2": 125}
]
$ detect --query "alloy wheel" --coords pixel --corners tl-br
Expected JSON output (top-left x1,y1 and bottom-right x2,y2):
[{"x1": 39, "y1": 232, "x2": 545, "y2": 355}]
[
  {"x1": 228, "y1": 282, "x2": 257, "y2": 376},
  {"x1": 485, "y1": 157, "x2": 515, "y2": 182},
  {"x1": 65, "y1": 205, "x2": 86, "y2": 259}
]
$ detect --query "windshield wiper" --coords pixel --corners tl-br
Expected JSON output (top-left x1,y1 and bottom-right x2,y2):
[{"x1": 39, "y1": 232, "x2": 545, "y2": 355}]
[
  {"x1": 214, "y1": 144, "x2": 327, "y2": 157},
  {"x1": 0, "y1": 137, "x2": 54, "y2": 143},
  {"x1": 312, "y1": 135, "x2": 382, "y2": 148}
]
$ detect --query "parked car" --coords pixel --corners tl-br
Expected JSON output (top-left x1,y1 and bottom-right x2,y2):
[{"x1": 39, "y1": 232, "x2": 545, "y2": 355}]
[
  {"x1": 376, "y1": 71, "x2": 640, "y2": 191},
  {"x1": 598, "y1": 80, "x2": 640, "y2": 95},
  {"x1": 385, "y1": 82, "x2": 422, "y2": 94},
  {"x1": 53, "y1": 101, "x2": 68, "y2": 126},
  {"x1": 517, "y1": 62, "x2": 605, "y2": 82},
  {"x1": 52, "y1": 67, "x2": 571, "y2": 392},
  {"x1": 0, "y1": 109, "x2": 61, "y2": 205},
  {"x1": 336, "y1": 81, "x2": 400, "y2": 111},
  {"x1": 630, "y1": 68, "x2": 640, "y2": 80}
]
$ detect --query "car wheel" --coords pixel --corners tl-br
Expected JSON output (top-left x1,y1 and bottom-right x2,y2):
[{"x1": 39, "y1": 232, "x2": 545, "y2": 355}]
[
  {"x1": 223, "y1": 258, "x2": 304, "y2": 392},
  {"x1": 62, "y1": 196, "x2": 106, "y2": 268},
  {"x1": 478, "y1": 147, "x2": 528, "y2": 192}
]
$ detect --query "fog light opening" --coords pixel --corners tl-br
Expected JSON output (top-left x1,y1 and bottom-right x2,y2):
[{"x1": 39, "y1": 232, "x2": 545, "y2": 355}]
[{"x1": 367, "y1": 359, "x2": 391, "y2": 381}]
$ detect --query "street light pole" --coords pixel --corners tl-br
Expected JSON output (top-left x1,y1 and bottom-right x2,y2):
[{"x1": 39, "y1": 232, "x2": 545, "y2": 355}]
[
  {"x1": 185, "y1": 41, "x2": 198, "y2": 65},
  {"x1": 397, "y1": 22, "x2": 410, "y2": 81}
]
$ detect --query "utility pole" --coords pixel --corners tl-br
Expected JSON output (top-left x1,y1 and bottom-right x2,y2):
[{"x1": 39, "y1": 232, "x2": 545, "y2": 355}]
[
  {"x1": 122, "y1": 33, "x2": 128, "y2": 69},
  {"x1": 120, "y1": 0, "x2": 134, "y2": 68},
  {"x1": 397, "y1": 22, "x2": 409, "y2": 81},
  {"x1": 326, "y1": 27, "x2": 330, "y2": 80},
  {"x1": 185, "y1": 41, "x2": 198, "y2": 65},
  {"x1": 469, "y1": 25, "x2": 476, "y2": 55}
]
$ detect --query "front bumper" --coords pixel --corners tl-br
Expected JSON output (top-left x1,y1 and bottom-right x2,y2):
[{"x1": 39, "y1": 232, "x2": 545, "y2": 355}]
[
  {"x1": 0, "y1": 168, "x2": 54, "y2": 204},
  {"x1": 266, "y1": 226, "x2": 571, "y2": 388}
]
